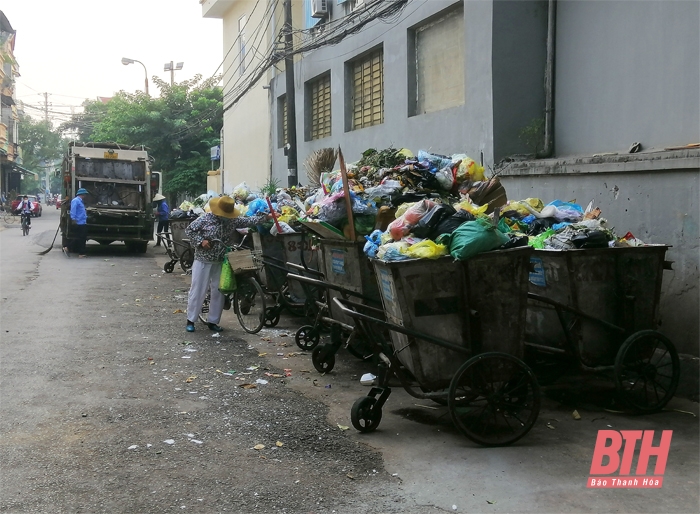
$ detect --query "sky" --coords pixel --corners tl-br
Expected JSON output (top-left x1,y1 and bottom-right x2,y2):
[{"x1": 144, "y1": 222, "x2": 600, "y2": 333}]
[{"x1": 3, "y1": 0, "x2": 223, "y2": 125}]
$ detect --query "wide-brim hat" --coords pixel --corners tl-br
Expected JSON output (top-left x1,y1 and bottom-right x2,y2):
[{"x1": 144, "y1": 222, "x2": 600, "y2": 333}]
[
  {"x1": 209, "y1": 196, "x2": 239, "y2": 218},
  {"x1": 153, "y1": 193, "x2": 166, "y2": 201},
  {"x1": 76, "y1": 188, "x2": 89, "y2": 196}
]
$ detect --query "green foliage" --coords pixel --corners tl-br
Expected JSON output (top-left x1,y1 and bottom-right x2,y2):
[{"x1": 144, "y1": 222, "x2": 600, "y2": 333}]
[
  {"x1": 519, "y1": 118, "x2": 545, "y2": 156},
  {"x1": 17, "y1": 113, "x2": 67, "y2": 194},
  {"x1": 260, "y1": 177, "x2": 281, "y2": 197},
  {"x1": 61, "y1": 75, "x2": 223, "y2": 197}
]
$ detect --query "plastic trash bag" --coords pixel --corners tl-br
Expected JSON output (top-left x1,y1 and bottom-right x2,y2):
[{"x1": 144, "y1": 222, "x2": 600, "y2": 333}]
[
  {"x1": 233, "y1": 182, "x2": 251, "y2": 200},
  {"x1": 388, "y1": 199, "x2": 436, "y2": 240},
  {"x1": 449, "y1": 218, "x2": 509, "y2": 261},
  {"x1": 405, "y1": 240, "x2": 448, "y2": 259},
  {"x1": 377, "y1": 241, "x2": 411, "y2": 261},
  {"x1": 436, "y1": 166, "x2": 454, "y2": 190},
  {"x1": 528, "y1": 229, "x2": 556, "y2": 249},
  {"x1": 270, "y1": 221, "x2": 296, "y2": 236},
  {"x1": 455, "y1": 157, "x2": 485, "y2": 182},
  {"x1": 454, "y1": 198, "x2": 488, "y2": 216},
  {"x1": 434, "y1": 209, "x2": 475, "y2": 237},
  {"x1": 219, "y1": 255, "x2": 238, "y2": 294},
  {"x1": 417, "y1": 150, "x2": 452, "y2": 171},
  {"x1": 413, "y1": 204, "x2": 456, "y2": 239},
  {"x1": 363, "y1": 229, "x2": 383, "y2": 258},
  {"x1": 246, "y1": 198, "x2": 269, "y2": 216}
]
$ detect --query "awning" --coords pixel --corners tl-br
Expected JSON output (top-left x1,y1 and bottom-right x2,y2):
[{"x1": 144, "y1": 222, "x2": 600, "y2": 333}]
[{"x1": 11, "y1": 163, "x2": 38, "y2": 176}]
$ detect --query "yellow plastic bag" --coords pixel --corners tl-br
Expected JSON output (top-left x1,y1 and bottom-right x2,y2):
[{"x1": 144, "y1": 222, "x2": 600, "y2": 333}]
[
  {"x1": 456, "y1": 157, "x2": 485, "y2": 182},
  {"x1": 405, "y1": 240, "x2": 448, "y2": 259},
  {"x1": 454, "y1": 199, "x2": 488, "y2": 216},
  {"x1": 278, "y1": 206, "x2": 299, "y2": 224}
]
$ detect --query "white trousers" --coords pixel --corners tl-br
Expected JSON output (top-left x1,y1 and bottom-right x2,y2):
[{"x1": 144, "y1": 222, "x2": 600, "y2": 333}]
[{"x1": 187, "y1": 260, "x2": 225, "y2": 325}]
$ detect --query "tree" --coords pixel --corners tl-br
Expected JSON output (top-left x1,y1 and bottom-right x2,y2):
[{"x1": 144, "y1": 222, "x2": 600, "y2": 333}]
[
  {"x1": 17, "y1": 113, "x2": 67, "y2": 194},
  {"x1": 63, "y1": 75, "x2": 223, "y2": 198}
]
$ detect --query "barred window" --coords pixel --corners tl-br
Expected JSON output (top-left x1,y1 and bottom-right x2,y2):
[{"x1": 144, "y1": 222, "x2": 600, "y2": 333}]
[
  {"x1": 309, "y1": 74, "x2": 332, "y2": 140},
  {"x1": 351, "y1": 49, "x2": 384, "y2": 130}
]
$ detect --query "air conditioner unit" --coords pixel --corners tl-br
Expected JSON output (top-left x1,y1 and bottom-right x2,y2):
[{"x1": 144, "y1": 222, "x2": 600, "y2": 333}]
[{"x1": 311, "y1": 0, "x2": 328, "y2": 18}]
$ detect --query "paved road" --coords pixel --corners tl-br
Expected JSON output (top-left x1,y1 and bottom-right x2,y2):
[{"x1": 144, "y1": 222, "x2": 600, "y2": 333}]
[{"x1": 1, "y1": 207, "x2": 698, "y2": 513}]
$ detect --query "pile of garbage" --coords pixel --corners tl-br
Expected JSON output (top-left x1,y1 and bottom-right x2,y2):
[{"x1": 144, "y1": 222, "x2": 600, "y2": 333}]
[{"x1": 168, "y1": 145, "x2": 647, "y2": 261}]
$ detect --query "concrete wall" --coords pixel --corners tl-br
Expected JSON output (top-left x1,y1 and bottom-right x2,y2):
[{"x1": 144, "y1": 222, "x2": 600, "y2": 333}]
[
  {"x1": 491, "y1": 0, "x2": 548, "y2": 161},
  {"x1": 270, "y1": 0, "x2": 496, "y2": 184},
  {"x1": 500, "y1": 151, "x2": 700, "y2": 359},
  {"x1": 217, "y1": 0, "x2": 277, "y2": 194},
  {"x1": 554, "y1": 0, "x2": 700, "y2": 155}
]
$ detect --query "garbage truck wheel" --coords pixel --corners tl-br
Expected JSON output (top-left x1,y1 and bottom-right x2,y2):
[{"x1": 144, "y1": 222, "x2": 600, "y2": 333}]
[
  {"x1": 448, "y1": 352, "x2": 540, "y2": 447},
  {"x1": 312, "y1": 345, "x2": 335, "y2": 373},
  {"x1": 351, "y1": 396, "x2": 382, "y2": 433},
  {"x1": 615, "y1": 330, "x2": 679, "y2": 413}
]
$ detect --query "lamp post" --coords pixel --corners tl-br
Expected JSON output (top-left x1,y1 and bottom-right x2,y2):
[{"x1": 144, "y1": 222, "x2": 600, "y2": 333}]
[
  {"x1": 121, "y1": 57, "x2": 149, "y2": 96},
  {"x1": 164, "y1": 61, "x2": 184, "y2": 86}
]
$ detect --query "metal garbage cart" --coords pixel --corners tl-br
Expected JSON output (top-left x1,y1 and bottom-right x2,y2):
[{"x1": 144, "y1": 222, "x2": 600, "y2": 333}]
[
  {"x1": 251, "y1": 230, "x2": 320, "y2": 316},
  {"x1": 284, "y1": 239, "x2": 382, "y2": 372},
  {"x1": 158, "y1": 216, "x2": 196, "y2": 273},
  {"x1": 525, "y1": 245, "x2": 679, "y2": 412},
  {"x1": 334, "y1": 246, "x2": 539, "y2": 447}
]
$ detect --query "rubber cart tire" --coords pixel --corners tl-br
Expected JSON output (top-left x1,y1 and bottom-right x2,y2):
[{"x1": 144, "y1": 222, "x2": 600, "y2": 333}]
[
  {"x1": 235, "y1": 277, "x2": 266, "y2": 334},
  {"x1": 351, "y1": 396, "x2": 382, "y2": 433},
  {"x1": 614, "y1": 330, "x2": 680, "y2": 413},
  {"x1": 448, "y1": 352, "x2": 540, "y2": 447},
  {"x1": 312, "y1": 345, "x2": 335, "y2": 373},
  {"x1": 295, "y1": 325, "x2": 320, "y2": 350}
]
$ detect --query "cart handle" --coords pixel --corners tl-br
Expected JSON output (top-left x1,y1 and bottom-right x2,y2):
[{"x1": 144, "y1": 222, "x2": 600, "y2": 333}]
[
  {"x1": 287, "y1": 274, "x2": 380, "y2": 304},
  {"x1": 527, "y1": 292, "x2": 626, "y2": 334},
  {"x1": 332, "y1": 297, "x2": 471, "y2": 356},
  {"x1": 286, "y1": 262, "x2": 325, "y2": 278}
]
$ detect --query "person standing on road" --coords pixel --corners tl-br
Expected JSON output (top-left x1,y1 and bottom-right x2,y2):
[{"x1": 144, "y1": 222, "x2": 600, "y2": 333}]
[
  {"x1": 153, "y1": 193, "x2": 170, "y2": 246},
  {"x1": 184, "y1": 195, "x2": 268, "y2": 333},
  {"x1": 66, "y1": 188, "x2": 89, "y2": 258},
  {"x1": 16, "y1": 195, "x2": 34, "y2": 226}
]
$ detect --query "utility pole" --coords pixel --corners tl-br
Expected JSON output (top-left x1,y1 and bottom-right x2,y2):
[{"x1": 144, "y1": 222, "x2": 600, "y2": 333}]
[
  {"x1": 42, "y1": 92, "x2": 49, "y2": 123},
  {"x1": 284, "y1": 0, "x2": 298, "y2": 187}
]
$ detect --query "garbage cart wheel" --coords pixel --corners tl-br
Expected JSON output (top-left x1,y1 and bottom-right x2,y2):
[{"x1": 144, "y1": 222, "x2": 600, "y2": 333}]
[
  {"x1": 180, "y1": 248, "x2": 194, "y2": 272},
  {"x1": 264, "y1": 306, "x2": 281, "y2": 328},
  {"x1": 235, "y1": 277, "x2": 266, "y2": 334},
  {"x1": 614, "y1": 330, "x2": 680, "y2": 413},
  {"x1": 163, "y1": 260, "x2": 175, "y2": 273},
  {"x1": 312, "y1": 345, "x2": 335, "y2": 373},
  {"x1": 351, "y1": 396, "x2": 382, "y2": 433},
  {"x1": 295, "y1": 325, "x2": 320, "y2": 350},
  {"x1": 448, "y1": 352, "x2": 540, "y2": 447}
]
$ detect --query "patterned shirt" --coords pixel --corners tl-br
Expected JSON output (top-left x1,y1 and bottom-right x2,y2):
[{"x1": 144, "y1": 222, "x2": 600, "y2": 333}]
[{"x1": 185, "y1": 212, "x2": 265, "y2": 262}]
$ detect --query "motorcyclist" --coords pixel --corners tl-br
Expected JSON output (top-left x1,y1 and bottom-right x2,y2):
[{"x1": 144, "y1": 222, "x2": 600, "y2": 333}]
[{"x1": 16, "y1": 195, "x2": 33, "y2": 227}]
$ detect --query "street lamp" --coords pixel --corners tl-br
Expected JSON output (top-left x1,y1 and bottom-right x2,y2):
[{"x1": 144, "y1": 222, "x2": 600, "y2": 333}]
[
  {"x1": 164, "y1": 61, "x2": 184, "y2": 86},
  {"x1": 121, "y1": 57, "x2": 149, "y2": 96}
]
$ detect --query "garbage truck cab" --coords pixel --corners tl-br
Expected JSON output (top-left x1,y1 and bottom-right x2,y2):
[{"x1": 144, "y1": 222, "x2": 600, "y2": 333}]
[{"x1": 60, "y1": 142, "x2": 155, "y2": 253}]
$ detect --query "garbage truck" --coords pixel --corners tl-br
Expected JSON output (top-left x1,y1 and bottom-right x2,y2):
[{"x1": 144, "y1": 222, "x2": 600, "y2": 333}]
[{"x1": 60, "y1": 142, "x2": 155, "y2": 253}]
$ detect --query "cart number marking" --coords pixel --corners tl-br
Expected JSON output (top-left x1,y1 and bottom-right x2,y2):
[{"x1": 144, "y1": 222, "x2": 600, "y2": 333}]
[
  {"x1": 529, "y1": 257, "x2": 547, "y2": 287},
  {"x1": 331, "y1": 250, "x2": 345, "y2": 275}
]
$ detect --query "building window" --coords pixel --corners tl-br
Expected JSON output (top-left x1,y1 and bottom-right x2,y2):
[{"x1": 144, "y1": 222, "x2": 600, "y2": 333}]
[
  {"x1": 278, "y1": 95, "x2": 288, "y2": 148},
  {"x1": 307, "y1": 73, "x2": 332, "y2": 141},
  {"x1": 349, "y1": 48, "x2": 383, "y2": 131},
  {"x1": 409, "y1": 6, "x2": 465, "y2": 116},
  {"x1": 239, "y1": 15, "x2": 247, "y2": 77}
]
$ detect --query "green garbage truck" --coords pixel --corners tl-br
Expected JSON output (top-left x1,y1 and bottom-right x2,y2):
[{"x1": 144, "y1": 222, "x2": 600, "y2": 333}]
[{"x1": 60, "y1": 142, "x2": 155, "y2": 253}]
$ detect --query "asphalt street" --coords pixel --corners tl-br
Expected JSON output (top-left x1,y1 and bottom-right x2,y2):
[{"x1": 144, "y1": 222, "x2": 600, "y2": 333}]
[{"x1": 0, "y1": 207, "x2": 698, "y2": 513}]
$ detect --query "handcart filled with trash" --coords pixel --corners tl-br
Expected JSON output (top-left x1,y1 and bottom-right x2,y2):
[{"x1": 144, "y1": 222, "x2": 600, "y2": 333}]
[{"x1": 335, "y1": 246, "x2": 540, "y2": 447}]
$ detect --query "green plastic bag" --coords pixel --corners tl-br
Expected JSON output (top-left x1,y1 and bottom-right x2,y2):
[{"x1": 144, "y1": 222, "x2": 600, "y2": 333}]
[
  {"x1": 219, "y1": 255, "x2": 237, "y2": 294},
  {"x1": 528, "y1": 228, "x2": 556, "y2": 249},
  {"x1": 449, "y1": 218, "x2": 509, "y2": 260}
]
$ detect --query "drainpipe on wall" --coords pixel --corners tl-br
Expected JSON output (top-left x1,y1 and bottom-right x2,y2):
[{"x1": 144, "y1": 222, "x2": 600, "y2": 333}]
[{"x1": 537, "y1": 0, "x2": 556, "y2": 159}]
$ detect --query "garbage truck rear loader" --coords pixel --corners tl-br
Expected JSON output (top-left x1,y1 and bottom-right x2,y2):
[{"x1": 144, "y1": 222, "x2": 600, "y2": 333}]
[{"x1": 60, "y1": 142, "x2": 155, "y2": 253}]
